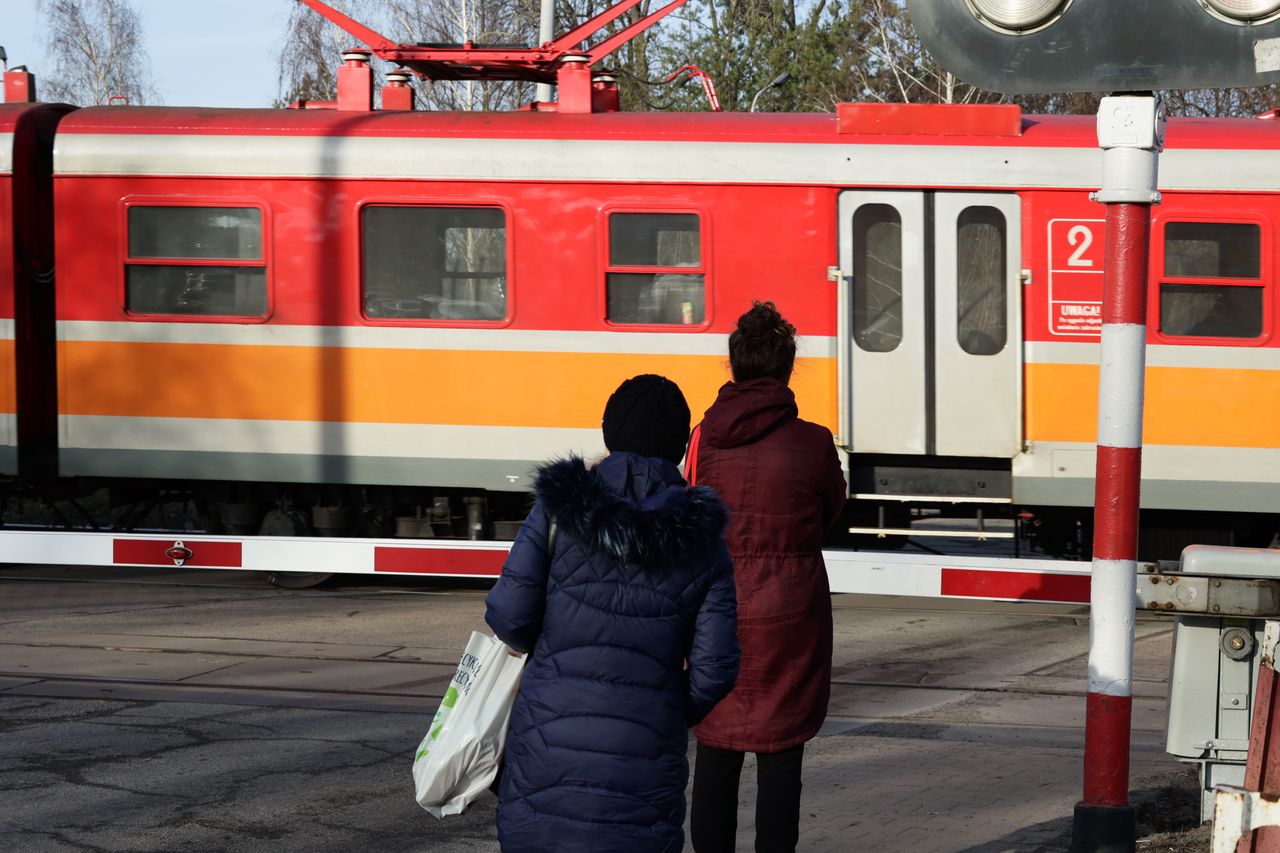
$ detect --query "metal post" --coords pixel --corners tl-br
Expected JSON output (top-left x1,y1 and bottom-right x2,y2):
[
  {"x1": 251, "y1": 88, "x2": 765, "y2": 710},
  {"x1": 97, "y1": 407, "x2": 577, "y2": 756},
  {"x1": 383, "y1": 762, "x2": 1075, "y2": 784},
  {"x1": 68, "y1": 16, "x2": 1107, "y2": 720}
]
[
  {"x1": 535, "y1": 0, "x2": 555, "y2": 103},
  {"x1": 1070, "y1": 93, "x2": 1165, "y2": 853}
]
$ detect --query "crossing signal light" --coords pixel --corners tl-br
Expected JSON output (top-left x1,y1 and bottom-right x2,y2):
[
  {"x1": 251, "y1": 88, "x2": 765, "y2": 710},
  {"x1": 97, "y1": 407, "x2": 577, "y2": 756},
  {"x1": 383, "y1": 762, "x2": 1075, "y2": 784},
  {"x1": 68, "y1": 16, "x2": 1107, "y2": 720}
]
[
  {"x1": 966, "y1": 0, "x2": 1070, "y2": 32},
  {"x1": 905, "y1": 0, "x2": 1280, "y2": 93}
]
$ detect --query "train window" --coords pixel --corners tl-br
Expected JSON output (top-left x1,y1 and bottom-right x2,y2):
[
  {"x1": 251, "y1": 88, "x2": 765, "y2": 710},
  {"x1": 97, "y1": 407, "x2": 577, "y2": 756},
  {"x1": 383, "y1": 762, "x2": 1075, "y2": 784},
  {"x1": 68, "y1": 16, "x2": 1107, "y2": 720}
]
[
  {"x1": 1160, "y1": 284, "x2": 1264, "y2": 338},
  {"x1": 852, "y1": 204, "x2": 902, "y2": 353},
  {"x1": 1165, "y1": 222, "x2": 1260, "y2": 279},
  {"x1": 1160, "y1": 222, "x2": 1265, "y2": 339},
  {"x1": 129, "y1": 207, "x2": 262, "y2": 259},
  {"x1": 125, "y1": 206, "x2": 267, "y2": 317},
  {"x1": 955, "y1": 206, "x2": 1007, "y2": 356},
  {"x1": 606, "y1": 213, "x2": 705, "y2": 325},
  {"x1": 363, "y1": 206, "x2": 507, "y2": 321}
]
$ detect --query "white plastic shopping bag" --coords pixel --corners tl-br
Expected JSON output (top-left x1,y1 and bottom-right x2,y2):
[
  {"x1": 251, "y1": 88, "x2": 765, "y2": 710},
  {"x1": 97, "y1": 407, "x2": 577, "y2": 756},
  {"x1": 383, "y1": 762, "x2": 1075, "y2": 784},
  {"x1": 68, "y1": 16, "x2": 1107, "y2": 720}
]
[{"x1": 413, "y1": 630, "x2": 526, "y2": 817}]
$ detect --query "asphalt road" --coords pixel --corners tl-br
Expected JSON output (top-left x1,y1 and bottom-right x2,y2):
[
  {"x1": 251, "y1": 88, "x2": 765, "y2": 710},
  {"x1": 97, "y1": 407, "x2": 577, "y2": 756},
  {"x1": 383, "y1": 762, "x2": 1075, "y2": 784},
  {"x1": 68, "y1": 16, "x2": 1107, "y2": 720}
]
[{"x1": 0, "y1": 565, "x2": 1206, "y2": 852}]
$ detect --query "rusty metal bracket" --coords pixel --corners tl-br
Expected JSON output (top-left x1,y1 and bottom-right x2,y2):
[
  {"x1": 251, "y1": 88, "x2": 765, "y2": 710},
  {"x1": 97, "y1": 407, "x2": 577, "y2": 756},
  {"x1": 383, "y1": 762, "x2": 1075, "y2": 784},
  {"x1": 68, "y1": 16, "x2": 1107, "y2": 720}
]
[
  {"x1": 1136, "y1": 569, "x2": 1280, "y2": 617},
  {"x1": 1212, "y1": 787, "x2": 1280, "y2": 853}
]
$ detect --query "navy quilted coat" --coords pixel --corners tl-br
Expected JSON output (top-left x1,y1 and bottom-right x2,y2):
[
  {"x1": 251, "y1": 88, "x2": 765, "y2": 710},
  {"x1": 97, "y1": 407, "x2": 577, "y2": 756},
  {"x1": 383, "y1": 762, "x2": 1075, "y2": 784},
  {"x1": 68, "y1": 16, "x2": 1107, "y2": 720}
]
[{"x1": 485, "y1": 452, "x2": 740, "y2": 853}]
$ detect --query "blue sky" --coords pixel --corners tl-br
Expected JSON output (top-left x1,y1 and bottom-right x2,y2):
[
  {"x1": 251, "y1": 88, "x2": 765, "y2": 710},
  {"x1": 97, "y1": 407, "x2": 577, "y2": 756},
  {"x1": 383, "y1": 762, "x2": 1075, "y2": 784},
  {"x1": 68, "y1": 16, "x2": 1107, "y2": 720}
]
[{"x1": 3, "y1": 1, "x2": 294, "y2": 107}]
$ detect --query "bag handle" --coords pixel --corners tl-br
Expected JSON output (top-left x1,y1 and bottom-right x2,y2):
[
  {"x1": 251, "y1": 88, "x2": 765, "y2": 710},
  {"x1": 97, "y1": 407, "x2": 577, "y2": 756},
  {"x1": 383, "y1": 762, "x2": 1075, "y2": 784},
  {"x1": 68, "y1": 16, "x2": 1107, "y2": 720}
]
[{"x1": 685, "y1": 423, "x2": 703, "y2": 486}]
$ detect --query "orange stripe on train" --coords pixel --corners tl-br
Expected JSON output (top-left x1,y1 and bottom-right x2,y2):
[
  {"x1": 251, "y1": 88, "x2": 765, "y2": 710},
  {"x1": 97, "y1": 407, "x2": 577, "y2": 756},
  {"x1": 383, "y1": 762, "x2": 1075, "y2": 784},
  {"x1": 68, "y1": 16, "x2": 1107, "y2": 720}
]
[
  {"x1": 0, "y1": 340, "x2": 14, "y2": 414},
  {"x1": 58, "y1": 341, "x2": 838, "y2": 431},
  {"x1": 1026, "y1": 362, "x2": 1280, "y2": 448}
]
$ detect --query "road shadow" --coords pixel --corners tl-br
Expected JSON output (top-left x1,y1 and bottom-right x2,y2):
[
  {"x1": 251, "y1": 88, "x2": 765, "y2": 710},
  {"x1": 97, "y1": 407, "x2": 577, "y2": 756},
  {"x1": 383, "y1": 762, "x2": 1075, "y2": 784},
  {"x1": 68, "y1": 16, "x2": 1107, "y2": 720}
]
[{"x1": 950, "y1": 768, "x2": 1203, "y2": 853}]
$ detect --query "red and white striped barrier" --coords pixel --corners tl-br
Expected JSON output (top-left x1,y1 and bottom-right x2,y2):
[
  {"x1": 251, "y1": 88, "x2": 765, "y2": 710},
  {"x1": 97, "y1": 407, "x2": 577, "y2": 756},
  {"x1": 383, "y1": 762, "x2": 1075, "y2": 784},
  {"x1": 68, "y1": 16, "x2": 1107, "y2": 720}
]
[
  {"x1": 0, "y1": 528, "x2": 1095, "y2": 603},
  {"x1": 823, "y1": 549, "x2": 1091, "y2": 603},
  {"x1": 0, "y1": 530, "x2": 513, "y2": 577}
]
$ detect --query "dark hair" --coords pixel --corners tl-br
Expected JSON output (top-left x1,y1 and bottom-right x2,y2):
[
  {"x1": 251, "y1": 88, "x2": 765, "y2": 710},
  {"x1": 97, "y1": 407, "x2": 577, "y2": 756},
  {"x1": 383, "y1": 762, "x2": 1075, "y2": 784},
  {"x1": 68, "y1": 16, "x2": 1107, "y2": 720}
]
[{"x1": 729, "y1": 300, "x2": 796, "y2": 383}]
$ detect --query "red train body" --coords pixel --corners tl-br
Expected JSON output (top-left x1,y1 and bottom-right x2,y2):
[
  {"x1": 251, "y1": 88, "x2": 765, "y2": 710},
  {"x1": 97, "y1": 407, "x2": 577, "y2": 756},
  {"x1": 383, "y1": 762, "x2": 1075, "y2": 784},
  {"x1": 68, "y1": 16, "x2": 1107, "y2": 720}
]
[{"x1": 0, "y1": 44, "x2": 1277, "y2": 584}]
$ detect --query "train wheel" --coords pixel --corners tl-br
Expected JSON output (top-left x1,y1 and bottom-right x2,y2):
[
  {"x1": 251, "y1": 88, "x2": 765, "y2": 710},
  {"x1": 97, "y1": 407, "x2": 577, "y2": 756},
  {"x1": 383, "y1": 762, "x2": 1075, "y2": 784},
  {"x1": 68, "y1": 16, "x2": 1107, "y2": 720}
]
[{"x1": 262, "y1": 571, "x2": 333, "y2": 589}]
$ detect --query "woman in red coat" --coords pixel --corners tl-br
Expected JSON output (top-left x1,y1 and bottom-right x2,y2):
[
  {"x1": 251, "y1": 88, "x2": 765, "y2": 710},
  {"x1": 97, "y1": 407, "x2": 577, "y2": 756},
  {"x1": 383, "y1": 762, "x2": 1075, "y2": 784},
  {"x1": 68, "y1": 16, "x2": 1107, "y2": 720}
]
[{"x1": 688, "y1": 301, "x2": 847, "y2": 853}]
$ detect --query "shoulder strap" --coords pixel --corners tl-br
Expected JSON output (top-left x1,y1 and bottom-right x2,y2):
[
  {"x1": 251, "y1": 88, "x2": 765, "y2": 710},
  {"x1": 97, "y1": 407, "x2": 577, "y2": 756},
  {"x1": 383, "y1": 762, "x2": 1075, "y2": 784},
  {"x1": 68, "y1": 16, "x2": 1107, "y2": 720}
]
[
  {"x1": 546, "y1": 518, "x2": 558, "y2": 556},
  {"x1": 685, "y1": 423, "x2": 703, "y2": 486}
]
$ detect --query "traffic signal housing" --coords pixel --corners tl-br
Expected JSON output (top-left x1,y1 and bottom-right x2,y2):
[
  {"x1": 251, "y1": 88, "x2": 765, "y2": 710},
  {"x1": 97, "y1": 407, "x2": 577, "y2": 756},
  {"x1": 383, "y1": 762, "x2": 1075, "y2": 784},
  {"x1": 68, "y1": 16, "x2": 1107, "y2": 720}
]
[{"x1": 905, "y1": 0, "x2": 1280, "y2": 93}]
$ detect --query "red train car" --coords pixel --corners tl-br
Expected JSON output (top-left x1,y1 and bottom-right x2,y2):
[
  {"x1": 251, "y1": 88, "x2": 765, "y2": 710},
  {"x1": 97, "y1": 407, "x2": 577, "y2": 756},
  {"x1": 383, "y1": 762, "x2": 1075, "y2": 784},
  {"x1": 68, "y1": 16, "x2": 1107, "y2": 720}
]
[{"x1": 0, "y1": 7, "x2": 1275, "y2": 590}]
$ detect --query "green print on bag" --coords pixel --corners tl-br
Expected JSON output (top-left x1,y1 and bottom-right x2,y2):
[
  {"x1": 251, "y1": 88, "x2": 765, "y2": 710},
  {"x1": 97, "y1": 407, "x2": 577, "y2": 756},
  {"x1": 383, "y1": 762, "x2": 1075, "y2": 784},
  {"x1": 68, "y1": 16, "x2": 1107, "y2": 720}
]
[
  {"x1": 414, "y1": 681, "x2": 465, "y2": 760},
  {"x1": 414, "y1": 648, "x2": 483, "y2": 758},
  {"x1": 416, "y1": 688, "x2": 455, "y2": 759}
]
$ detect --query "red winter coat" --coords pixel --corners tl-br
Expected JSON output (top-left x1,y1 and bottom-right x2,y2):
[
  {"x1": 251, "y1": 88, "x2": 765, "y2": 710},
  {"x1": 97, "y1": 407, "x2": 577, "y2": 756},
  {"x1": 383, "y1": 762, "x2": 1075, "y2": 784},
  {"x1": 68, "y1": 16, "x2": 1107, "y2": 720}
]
[{"x1": 689, "y1": 377, "x2": 846, "y2": 753}]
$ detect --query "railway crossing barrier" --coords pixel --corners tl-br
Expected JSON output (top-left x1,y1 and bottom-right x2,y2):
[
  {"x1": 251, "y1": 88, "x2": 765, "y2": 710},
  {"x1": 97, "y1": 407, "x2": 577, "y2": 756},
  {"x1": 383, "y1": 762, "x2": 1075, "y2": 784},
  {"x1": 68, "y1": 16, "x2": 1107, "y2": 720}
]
[
  {"x1": 1210, "y1": 622, "x2": 1280, "y2": 853},
  {"x1": 1210, "y1": 619, "x2": 1280, "y2": 853},
  {"x1": 1163, "y1": 547, "x2": 1280, "y2": 833}
]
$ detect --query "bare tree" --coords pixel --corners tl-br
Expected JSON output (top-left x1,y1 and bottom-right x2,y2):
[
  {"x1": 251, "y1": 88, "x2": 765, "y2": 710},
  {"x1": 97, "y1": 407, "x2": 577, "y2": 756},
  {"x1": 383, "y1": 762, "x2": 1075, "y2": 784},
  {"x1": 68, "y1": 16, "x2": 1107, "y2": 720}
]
[
  {"x1": 275, "y1": 0, "x2": 383, "y2": 106},
  {"x1": 38, "y1": 0, "x2": 158, "y2": 106}
]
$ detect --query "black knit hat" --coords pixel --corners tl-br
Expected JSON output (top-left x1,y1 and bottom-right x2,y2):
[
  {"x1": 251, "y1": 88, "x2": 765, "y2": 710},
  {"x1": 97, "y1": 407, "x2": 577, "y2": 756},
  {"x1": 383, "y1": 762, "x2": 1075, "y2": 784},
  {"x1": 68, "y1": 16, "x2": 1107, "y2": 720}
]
[{"x1": 602, "y1": 374, "x2": 692, "y2": 464}]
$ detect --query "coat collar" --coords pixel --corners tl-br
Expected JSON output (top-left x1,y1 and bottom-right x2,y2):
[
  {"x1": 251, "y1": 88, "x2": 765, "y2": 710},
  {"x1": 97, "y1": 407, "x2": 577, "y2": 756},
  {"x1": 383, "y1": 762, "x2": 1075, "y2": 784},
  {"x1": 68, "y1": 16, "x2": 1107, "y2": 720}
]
[
  {"x1": 534, "y1": 454, "x2": 728, "y2": 567},
  {"x1": 701, "y1": 378, "x2": 798, "y2": 449}
]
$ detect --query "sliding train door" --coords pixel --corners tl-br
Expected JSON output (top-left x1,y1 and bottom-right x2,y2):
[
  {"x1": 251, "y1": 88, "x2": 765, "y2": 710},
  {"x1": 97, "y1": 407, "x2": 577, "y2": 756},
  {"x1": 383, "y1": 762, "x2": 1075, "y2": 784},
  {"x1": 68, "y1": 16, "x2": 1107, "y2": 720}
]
[{"x1": 837, "y1": 191, "x2": 1022, "y2": 459}]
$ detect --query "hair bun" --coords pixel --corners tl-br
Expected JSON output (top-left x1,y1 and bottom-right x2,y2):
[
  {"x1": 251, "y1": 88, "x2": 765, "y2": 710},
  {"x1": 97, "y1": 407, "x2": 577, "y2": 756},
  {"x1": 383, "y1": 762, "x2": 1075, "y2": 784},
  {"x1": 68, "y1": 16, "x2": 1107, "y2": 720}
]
[
  {"x1": 737, "y1": 300, "x2": 795, "y2": 341},
  {"x1": 728, "y1": 301, "x2": 797, "y2": 383}
]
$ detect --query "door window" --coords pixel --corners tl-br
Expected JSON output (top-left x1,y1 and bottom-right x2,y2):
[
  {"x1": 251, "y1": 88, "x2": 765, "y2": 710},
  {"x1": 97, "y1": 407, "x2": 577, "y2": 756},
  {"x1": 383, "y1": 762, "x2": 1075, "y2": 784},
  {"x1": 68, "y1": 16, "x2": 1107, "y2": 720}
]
[
  {"x1": 852, "y1": 204, "x2": 903, "y2": 353},
  {"x1": 955, "y1": 206, "x2": 1007, "y2": 356}
]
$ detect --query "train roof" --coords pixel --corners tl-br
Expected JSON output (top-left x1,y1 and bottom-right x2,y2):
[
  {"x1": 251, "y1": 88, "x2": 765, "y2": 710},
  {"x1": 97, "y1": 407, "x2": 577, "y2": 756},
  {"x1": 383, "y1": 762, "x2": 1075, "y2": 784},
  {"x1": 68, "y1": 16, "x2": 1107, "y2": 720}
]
[
  {"x1": 51, "y1": 104, "x2": 1280, "y2": 151},
  {"x1": 0, "y1": 101, "x2": 66, "y2": 134}
]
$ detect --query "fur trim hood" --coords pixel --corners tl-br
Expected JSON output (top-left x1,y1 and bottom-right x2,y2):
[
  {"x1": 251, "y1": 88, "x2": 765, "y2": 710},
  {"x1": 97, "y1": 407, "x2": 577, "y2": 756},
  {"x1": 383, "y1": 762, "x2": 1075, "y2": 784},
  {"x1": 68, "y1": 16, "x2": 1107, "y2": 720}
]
[{"x1": 534, "y1": 453, "x2": 728, "y2": 567}]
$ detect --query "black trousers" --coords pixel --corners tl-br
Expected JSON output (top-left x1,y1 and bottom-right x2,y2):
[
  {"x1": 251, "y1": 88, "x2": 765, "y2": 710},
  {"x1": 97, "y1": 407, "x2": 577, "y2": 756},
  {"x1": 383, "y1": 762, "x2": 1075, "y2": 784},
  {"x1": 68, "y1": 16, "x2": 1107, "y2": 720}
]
[{"x1": 690, "y1": 741, "x2": 805, "y2": 853}]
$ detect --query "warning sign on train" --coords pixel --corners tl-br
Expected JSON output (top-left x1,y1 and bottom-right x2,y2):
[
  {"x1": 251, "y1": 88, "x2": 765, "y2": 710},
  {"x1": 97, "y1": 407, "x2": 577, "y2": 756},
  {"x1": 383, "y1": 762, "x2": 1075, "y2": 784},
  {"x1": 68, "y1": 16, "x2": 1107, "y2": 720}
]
[{"x1": 1048, "y1": 219, "x2": 1103, "y2": 336}]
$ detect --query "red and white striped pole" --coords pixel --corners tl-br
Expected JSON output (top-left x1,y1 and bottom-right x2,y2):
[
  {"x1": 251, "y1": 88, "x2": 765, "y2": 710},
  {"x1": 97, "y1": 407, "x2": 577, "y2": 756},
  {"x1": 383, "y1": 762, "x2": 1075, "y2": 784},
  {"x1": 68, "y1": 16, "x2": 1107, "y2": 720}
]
[{"x1": 1071, "y1": 94, "x2": 1166, "y2": 853}]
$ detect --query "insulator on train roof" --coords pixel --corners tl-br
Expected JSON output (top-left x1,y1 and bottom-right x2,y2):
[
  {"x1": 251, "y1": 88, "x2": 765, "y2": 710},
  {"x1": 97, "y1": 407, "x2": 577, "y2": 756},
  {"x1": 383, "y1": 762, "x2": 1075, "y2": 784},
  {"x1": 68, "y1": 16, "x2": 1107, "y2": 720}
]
[
  {"x1": 591, "y1": 73, "x2": 620, "y2": 113},
  {"x1": 337, "y1": 49, "x2": 373, "y2": 112},
  {"x1": 382, "y1": 69, "x2": 416, "y2": 112}
]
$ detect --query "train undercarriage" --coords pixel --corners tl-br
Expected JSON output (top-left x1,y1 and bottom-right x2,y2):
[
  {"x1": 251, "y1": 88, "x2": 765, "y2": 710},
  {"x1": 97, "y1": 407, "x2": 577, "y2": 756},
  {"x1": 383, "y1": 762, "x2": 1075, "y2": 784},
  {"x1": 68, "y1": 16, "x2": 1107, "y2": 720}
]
[{"x1": 1, "y1": 461, "x2": 1273, "y2": 589}]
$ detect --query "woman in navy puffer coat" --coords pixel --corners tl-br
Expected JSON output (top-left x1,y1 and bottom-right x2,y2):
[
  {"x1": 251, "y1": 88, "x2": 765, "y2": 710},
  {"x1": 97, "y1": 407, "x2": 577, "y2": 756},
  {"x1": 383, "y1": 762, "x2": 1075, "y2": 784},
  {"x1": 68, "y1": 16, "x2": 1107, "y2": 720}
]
[{"x1": 486, "y1": 374, "x2": 740, "y2": 853}]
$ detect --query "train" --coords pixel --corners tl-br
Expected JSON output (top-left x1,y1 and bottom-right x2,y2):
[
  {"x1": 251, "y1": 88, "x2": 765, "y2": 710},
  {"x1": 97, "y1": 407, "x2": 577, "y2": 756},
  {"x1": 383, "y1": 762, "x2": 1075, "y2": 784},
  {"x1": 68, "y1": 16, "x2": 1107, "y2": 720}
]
[{"x1": 0, "y1": 1, "x2": 1277, "y2": 587}]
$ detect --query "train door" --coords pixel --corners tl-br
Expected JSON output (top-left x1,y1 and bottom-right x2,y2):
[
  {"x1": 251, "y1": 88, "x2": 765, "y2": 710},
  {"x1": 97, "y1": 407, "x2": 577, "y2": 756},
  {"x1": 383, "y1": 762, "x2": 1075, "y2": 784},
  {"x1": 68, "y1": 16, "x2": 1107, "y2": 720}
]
[{"x1": 836, "y1": 191, "x2": 1022, "y2": 459}]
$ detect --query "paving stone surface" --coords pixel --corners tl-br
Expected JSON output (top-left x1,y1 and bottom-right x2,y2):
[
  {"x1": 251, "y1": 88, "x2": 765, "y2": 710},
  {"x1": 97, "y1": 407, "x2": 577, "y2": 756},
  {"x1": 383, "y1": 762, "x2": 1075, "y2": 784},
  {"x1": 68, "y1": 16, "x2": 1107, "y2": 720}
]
[
  {"x1": 0, "y1": 567, "x2": 1208, "y2": 851},
  {"x1": 1, "y1": 693, "x2": 1200, "y2": 852}
]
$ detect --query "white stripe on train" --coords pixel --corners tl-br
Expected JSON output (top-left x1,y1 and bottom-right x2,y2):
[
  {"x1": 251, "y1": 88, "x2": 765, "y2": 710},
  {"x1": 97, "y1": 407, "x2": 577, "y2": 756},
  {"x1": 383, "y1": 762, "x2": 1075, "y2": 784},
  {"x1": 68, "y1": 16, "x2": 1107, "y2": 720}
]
[
  {"x1": 56, "y1": 321, "x2": 1280, "y2": 371},
  {"x1": 53, "y1": 132, "x2": 1280, "y2": 193},
  {"x1": 56, "y1": 417, "x2": 1280, "y2": 484},
  {"x1": 59, "y1": 416, "x2": 606, "y2": 460},
  {"x1": 55, "y1": 321, "x2": 838, "y2": 358},
  {"x1": 1026, "y1": 340, "x2": 1280, "y2": 370}
]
